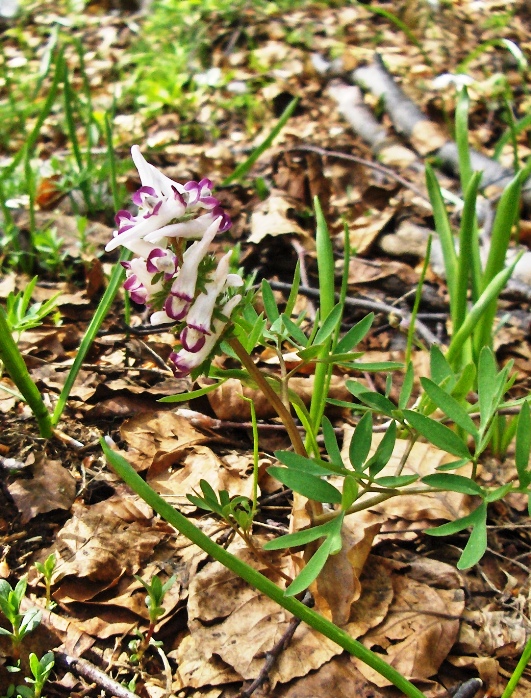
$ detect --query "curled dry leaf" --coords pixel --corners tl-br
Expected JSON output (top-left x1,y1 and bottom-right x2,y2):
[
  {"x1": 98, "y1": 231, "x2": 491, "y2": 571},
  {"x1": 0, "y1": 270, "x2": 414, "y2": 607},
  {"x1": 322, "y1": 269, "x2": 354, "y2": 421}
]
[
  {"x1": 147, "y1": 445, "x2": 255, "y2": 510},
  {"x1": 49, "y1": 495, "x2": 170, "y2": 587},
  {"x1": 7, "y1": 456, "x2": 76, "y2": 524},
  {"x1": 249, "y1": 193, "x2": 309, "y2": 245},
  {"x1": 120, "y1": 411, "x2": 211, "y2": 472},
  {"x1": 312, "y1": 520, "x2": 382, "y2": 626}
]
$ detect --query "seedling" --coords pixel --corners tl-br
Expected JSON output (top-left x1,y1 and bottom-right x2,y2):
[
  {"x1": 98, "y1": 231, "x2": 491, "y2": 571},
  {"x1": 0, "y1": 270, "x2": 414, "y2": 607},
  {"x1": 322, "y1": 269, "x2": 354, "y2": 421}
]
[
  {"x1": 3, "y1": 652, "x2": 55, "y2": 698},
  {"x1": 129, "y1": 574, "x2": 176, "y2": 663},
  {"x1": 0, "y1": 578, "x2": 42, "y2": 663},
  {"x1": 33, "y1": 554, "x2": 56, "y2": 611}
]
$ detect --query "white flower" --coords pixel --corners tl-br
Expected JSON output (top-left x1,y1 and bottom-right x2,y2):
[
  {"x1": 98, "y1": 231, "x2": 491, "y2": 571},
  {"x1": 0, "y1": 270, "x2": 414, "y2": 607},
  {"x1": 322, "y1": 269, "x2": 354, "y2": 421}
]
[
  {"x1": 164, "y1": 217, "x2": 221, "y2": 321},
  {"x1": 169, "y1": 295, "x2": 242, "y2": 377},
  {"x1": 180, "y1": 251, "x2": 243, "y2": 352}
]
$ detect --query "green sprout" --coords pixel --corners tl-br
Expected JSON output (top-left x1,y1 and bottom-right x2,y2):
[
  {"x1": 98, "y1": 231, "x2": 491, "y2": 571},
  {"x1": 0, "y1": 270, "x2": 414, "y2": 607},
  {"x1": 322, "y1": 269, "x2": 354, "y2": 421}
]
[
  {"x1": 0, "y1": 578, "x2": 42, "y2": 663},
  {"x1": 129, "y1": 574, "x2": 176, "y2": 664},
  {"x1": 34, "y1": 554, "x2": 56, "y2": 611}
]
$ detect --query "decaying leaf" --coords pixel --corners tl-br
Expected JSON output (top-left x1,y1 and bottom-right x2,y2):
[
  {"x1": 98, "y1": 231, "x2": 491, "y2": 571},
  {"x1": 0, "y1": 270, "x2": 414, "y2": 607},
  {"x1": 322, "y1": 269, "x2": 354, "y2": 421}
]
[
  {"x1": 352, "y1": 572, "x2": 464, "y2": 686},
  {"x1": 120, "y1": 411, "x2": 211, "y2": 472},
  {"x1": 7, "y1": 456, "x2": 76, "y2": 523},
  {"x1": 50, "y1": 494, "x2": 170, "y2": 587},
  {"x1": 249, "y1": 193, "x2": 309, "y2": 245}
]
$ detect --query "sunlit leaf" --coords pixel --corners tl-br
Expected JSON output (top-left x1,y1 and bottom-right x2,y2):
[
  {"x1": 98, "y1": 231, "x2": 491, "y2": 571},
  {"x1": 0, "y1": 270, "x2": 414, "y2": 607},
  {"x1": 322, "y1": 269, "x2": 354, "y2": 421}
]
[
  {"x1": 336, "y1": 314, "x2": 374, "y2": 354},
  {"x1": 404, "y1": 410, "x2": 471, "y2": 459},
  {"x1": 267, "y1": 467, "x2": 342, "y2": 503},
  {"x1": 422, "y1": 473, "x2": 483, "y2": 496}
]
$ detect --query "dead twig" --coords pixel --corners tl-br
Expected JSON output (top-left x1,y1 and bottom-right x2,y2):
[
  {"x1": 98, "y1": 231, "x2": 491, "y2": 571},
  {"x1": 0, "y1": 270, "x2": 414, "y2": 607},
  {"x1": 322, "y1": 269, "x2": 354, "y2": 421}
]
[
  {"x1": 54, "y1": 651, "x2": 140, "y2": 698},
  {"x1": 268, "y1": 279, "x2": 441, "y2": 347},
  {"x1": 237, "y1": 592, "x2": 312, "y2": 698}
]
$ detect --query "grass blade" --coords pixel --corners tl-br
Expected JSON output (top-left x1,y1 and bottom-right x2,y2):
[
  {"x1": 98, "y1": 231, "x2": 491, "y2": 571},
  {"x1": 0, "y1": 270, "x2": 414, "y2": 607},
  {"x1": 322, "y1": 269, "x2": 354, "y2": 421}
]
[
  {"x1": 52, "y1": 249, "x2": 132, "y2": 425},
  {"x1": 222, "y1": 97, "x2": 298, "y2": 185}
]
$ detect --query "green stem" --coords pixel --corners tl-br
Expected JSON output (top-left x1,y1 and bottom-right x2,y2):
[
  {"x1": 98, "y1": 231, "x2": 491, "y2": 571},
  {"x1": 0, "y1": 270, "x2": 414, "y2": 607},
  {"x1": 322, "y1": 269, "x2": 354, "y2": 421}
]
[
  {"x1": 0, "y1": 308, "x2": 52, "y2": 438},
  {"x1": 101, "y1": 440, "x2": 426, "y2": 698},
  {"x1": 501, "y1": 635, "x2": 531, "y2": 698},
  {"x1": 228, "y1": 338, "x2": 308, "y2": 457},
  {"x1": 51, "y1": 248, "x2": 131, "y2": 425}
]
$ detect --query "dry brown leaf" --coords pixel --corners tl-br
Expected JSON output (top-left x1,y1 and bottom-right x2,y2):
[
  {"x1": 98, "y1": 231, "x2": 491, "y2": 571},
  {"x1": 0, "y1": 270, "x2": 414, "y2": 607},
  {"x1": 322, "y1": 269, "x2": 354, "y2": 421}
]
[
  {"x1": 50, "y1": 494, "x2": 170, "y2": 587},
  {"x1": 179, "y1": 539, "x2": 342, "y2": 689},
  {"x1": 352, "y1": 573, "x2": 464, "y2": 686},
  {"x1": 347, "y1": 256, "x2": 419, "y2": 286},
  {"x1": 249, "y1": 194, "x2": 308, "y2": 245},
  {"x1": 148, "y1": 445, "x2": 255, "y2": 511},
  {"x1": 409, "y1": 120, "x2": 447, "y2": 155},
  {"x1": 313, "y1": 520, "x2": 382, "y2": 626},
  {"x1": 7, "y1": 456, "x2": 76, "y2": 523},
  {"x1": 269, "y1": 654, "x2": 386, "y2": 698},
  {"x1": 120, "y1": 411, "x2": 210, "y2": 472},
  {"x1": 349, "y1": 206, "x2": 395, "y2": 255}
]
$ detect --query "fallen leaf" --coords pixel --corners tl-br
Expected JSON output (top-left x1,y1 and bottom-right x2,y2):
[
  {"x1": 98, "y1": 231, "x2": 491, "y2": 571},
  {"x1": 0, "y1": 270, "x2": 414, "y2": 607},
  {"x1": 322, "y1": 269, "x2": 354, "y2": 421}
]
[
  {"x1": 352, "y1": 572, "x2": 464, "y2": 686},
  {"x1": 249, "y1": 194, "x2": 308, "y2": 245},
  {"x1": 7, "y1": 456, "x2": 76, "y2": 523}
]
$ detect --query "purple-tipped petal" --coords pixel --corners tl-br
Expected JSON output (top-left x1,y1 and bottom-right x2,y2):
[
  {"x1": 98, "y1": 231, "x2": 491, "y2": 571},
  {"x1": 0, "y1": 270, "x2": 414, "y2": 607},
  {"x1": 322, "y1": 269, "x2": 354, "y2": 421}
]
[
  {"x1": 132, "y1": 185, "x2": 157, "y2": 205},
  {"x1": 180, "y1": 326, "x2": 207, "y2": 353},
  {"x1": 164, "y1": 294, "x2": 191, "y2": 321}
]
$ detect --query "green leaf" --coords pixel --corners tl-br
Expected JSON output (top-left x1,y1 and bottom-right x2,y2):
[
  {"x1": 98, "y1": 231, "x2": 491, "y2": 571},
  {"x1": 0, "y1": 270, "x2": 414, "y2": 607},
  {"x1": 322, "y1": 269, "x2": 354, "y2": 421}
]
[
  {"x1": 435, "y1": 458, "x2": 471, "y2": 472},
  {"x1": 398, "y1": 361, "x2": 414, "y2": 410},
  {"x1": 457, "y1": 503, "x2": 488, "y2": 569},
  {"x1": 430, "y1": 345, "x2": 454, "y2": 386},
  {"x1": 425, "y1": 163, "x2": 458, "y2": 309},
  {"x1": 284, "y1": 516, "x2": 344, "y2": 596},
  {"x1": 342, "y1": 475, "x2": 359, "y2": 510},
  {"x1": 420, "y1": 378, "x2": 478, "y2": 437},
  {"x1": 263, "y1": 518, "x2": 341, "y2": 551},
  {"x1": 284, "y1": 536, "x2": 335, "y2": 596},
  {"x1": 281, "y1": 314, "x2": 308, "y2": 348},
  {"x1": 274, "y1": 451, "x2": 335, "y2": 476},
  {"x1": 516, "y1": 401, "x2": 531, "y2": 487},
  {"x1": 343, "y1": 361, "x2": 403, "y2": 371},
  {"x1": 375, "y1": 474, "x2": 418, "y2": 488},
  {"x1": 159, "y1": 379, "x2": 227, "y2": 403},
  {"x1": 322, "y1": 416, "x2": 343, "y2": 467},
  {"x1": 366, "y1": 421, "x2": 397, "y2": 477},
  {"x1": 336, "y1": 314, "x2": 374, "y2": 354},
  {"x1": 425, "y1": 502, "x2": 486, "y2": 538},
  {"x1": 404, "y1": 410, "x2": 471, "y2": 459},
  {"x1": 284, "y1": 261, "x2": 301, "y2": 319},
  {"x1": 297, "y1": 344, "x2": 326, "y2": 361},
  {"x1": 422, "y1": 473, "x2": 484, "y2": 496},
  {"x1": 477, "y1": 346, "x2": 498, "y2": 426},
  {"x1": 267, "y1": 467, "x2": 342, "y2": 503},
  {"x1": 451, "y1": 362, "x2": 476, "y2": 402},
  {"x1": 349, "y1": 411, "x2": 373, "y2": 471},
  {"x1": 346, "y1": 382, "x2": 396, "y2": 417},
  {"x1": 312, "y1": 304, "x2": 343, "y2": 346},
  {"x1": 261, "y1": 279, "x2": 280, "y2": 323}
]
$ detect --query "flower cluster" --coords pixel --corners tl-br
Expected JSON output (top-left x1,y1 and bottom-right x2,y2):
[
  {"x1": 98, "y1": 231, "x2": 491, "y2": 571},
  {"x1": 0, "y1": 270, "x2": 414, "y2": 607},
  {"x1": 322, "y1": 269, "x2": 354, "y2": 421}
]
[{"x1": 106, "y1": 146, "x2": 243, "y2": 377}]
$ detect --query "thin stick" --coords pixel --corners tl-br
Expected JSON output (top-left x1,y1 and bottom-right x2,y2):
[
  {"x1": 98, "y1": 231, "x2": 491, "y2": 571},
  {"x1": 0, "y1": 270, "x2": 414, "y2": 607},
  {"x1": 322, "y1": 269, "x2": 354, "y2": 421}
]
[
  {"x1": 54, "y1": 652, "x2": 140, "y2": 698},
  {"x1": 238, "y1": 592, "x2": 312, "y2": 698}
]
